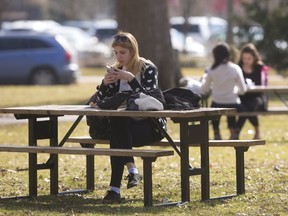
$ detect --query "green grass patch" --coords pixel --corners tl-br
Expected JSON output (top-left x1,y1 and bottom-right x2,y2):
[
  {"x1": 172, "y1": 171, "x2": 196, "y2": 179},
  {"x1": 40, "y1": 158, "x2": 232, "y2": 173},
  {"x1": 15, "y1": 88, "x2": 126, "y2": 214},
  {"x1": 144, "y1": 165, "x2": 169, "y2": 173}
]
[
  {"x1": 0, "y1": 83, "x2": 96, "y2": 108},
  {"x1": 0, "y1": 117, "x2": 287, "y2": 215},
  {"x1": 81, "y1": 67, "x2": 107, "y2": 77}
]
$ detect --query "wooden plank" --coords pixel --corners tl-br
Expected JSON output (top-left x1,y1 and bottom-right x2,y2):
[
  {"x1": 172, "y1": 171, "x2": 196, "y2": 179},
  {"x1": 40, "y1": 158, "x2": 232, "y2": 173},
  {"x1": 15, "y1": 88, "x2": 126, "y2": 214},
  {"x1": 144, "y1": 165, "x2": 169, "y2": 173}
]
[
  {"x1": 0, "y1": 105, "x2": 236, "y2": 118},
  {"x1": 67, "y1": 137, "x2": 266, "y2": 147},
  {"x1": 208, "y1": 140, "x2": 265, "y2": 147},
  {"x1": 0, "y1": 145, "x2": 174, "y2": 157},
  {"x1": 69, "y1": 137, "x2": 109, "y2": 144},
  {"x1": 247, "y1": 86, "x2": 288, "y2": 93},
  {"x1": 226, "y1": 107, "x2": 288, "y2": 116}
]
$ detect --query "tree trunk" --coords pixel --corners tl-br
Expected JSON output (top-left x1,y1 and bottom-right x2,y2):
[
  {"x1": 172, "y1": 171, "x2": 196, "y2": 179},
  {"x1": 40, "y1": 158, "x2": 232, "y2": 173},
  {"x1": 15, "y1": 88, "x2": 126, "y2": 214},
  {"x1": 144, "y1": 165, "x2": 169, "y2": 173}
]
[
  {"x1": 0, "y1": 0, "x2": 11, "y2": 27},
  {"x1": 226, "y1": 0, "x2": 234, "y2": 45},
  {"x1": 116, "y1": 0, "x2": 182, "y2": 90}
]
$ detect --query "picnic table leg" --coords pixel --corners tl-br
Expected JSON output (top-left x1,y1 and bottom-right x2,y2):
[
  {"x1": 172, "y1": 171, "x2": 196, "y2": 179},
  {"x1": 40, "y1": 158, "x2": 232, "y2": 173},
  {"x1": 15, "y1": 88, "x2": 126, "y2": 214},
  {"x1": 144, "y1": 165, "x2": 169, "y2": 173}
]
[
  {"x1": 28, "y1": 152, "x2": 37, "y2": 196},
  {"x1": 142, "y1": 157, "x2": 157, "y2": 207},
  {"x1": 80, "y1": 143, "x2": 95, "y2": 191},
  {"x1": 275, "y1": 91, "x2": 288, "y2": 107},
  {"x1": 28, "y1": 116, "x2": 59, "y2": 196},
  {"x1": 200, "y1": 119, "x2": 210, "y2": 201},
  {"x1": 49, "y1": 116, "x2": 59, "y2": 195},
  {"x1": 185, "y1": 119, "x2": 210, "y2": 201},
  {"x1": 28, "y1": 117, "x2": 38, "y2": 196},
  {"x1": 235, "y1": 147, "x2": 249, "y2": 195},
  {"x1": 179, "y1": 121, "x2": 190, "y2": 203}
]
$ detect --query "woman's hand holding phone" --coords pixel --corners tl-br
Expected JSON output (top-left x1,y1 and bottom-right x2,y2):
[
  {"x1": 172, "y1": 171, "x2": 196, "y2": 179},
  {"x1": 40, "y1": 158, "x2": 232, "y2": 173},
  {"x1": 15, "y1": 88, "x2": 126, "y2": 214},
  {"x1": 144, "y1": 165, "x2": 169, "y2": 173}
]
[
  {"x1": 106, "y1": 64, "x2": 115, "y2": 73},
  {"x1": 103, "y1": 64, "x2": 118, "y2": 85},
  {"x1": 103, "y1": 64, "x2": 135, "y2": 85}
]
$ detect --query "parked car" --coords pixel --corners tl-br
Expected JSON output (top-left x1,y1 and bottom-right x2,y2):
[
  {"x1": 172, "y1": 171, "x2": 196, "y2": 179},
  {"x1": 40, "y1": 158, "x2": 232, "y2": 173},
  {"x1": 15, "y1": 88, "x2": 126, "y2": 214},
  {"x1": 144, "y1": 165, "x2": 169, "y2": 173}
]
[
  {"x1": 170, "y1": 28, "x2": 206, "y2": 57},
  {"x1": 2, "y1": 20, "x2": 62, "y2": 32},
  {"x1": 170, "y1": 16, "x2": 227, "y2": 56},
  {"x1": 93, "y1": 19, "x2": 118, "y2": 44},
  {"x1": 61, "y1": 20, "x2": 97, "y2": 36},
  {"x1": 170, "y1": 16, "x2": 227, "y2": 44},
  {"x1": 0, "y1": 31, "x2": 79, "y2": 85},
  {"x1": 62, "y1": 19, "x2": 118, "y2": 44},
  {"x1": 44, "y1": 26, "x2": 112, "y2": 67}
]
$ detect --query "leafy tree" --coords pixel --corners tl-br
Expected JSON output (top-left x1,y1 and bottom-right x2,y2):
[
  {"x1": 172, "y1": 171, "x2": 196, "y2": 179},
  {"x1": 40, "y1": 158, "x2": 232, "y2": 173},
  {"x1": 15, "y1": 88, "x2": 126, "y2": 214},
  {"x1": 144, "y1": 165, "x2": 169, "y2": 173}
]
[{"x1": 241, "y1": 0, "x2": 288, "y2": 74}]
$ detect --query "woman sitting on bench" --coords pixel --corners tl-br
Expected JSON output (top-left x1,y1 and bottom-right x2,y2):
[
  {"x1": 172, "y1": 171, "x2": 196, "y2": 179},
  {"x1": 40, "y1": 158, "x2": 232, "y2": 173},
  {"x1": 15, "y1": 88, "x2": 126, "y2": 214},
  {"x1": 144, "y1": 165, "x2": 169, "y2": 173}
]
[
  {"x1": 200, "y1": 43, "x2": 247, "y2": 140},
  {"x1": 90, "y1": 31, "x2": 165, "y2": 203},
  {"x1": 236, "y1": 43, "x2": 269, "y2": 139}
]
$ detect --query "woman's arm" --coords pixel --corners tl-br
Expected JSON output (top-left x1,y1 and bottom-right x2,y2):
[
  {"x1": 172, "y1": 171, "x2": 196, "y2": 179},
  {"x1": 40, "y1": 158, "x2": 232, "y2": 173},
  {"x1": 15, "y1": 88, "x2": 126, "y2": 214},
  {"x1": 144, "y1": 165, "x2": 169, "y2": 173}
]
[
  {"x1": 236, "y1": 67, "x2": 247, "y2": 95},
  {"x1": 86, "y1": 66, "x2": 119, "y2": 102},
  {"x1": 200, "y1": 73, "x2": 212, "y2": 96},
  {"x1": 261, "y1": 65, "x2": 269, "y2": 86}
]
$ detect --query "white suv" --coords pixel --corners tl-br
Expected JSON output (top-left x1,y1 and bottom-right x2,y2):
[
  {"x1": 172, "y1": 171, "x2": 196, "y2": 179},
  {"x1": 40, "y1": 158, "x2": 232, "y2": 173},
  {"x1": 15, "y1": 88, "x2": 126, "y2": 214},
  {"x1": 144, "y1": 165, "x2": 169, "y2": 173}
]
[{"x1": 170, "y1": 16, "x2": 227, "y2": 44}]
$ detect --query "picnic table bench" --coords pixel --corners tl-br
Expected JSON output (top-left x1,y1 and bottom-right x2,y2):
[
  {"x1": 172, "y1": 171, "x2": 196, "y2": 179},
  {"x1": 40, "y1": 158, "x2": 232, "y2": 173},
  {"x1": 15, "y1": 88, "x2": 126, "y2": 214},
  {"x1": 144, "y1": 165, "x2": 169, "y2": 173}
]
[
  {"x1": 67, "y1": 136, "x2": 265, "y2": 199},
  {"x1": 0, "y1": 145, "x2": 173, "y2": 206}
]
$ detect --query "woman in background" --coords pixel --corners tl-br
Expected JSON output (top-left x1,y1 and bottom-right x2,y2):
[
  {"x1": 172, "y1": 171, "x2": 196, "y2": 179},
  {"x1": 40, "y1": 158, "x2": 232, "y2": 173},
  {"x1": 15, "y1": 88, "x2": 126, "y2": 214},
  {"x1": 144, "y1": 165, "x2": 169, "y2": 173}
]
[
  {"x1": 200, "y1": 42, "x2": 247, "y2": 140},
  {"x1": 236, "y1": 43, "x2": 268, "y2": 139}
]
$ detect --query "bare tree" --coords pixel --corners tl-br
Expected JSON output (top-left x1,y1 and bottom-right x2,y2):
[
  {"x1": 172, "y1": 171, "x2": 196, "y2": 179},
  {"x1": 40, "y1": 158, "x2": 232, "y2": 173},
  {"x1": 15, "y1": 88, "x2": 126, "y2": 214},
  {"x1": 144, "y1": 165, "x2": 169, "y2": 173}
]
[
  {"x1": 226, "y1": 0, "x2": 234, "y2": 44},
  {"x1": 116, "y1": 0, "x2": 182, "y2": 90},
  {"x1": 46, "y1": 0, "x2": 115, "y2": 20},
  {"x1": 0, "y1": 0, "x2": 12, "y2": 28},
  {"x1": 182, "y1": 0, "x2": 195, "y2": 53}
]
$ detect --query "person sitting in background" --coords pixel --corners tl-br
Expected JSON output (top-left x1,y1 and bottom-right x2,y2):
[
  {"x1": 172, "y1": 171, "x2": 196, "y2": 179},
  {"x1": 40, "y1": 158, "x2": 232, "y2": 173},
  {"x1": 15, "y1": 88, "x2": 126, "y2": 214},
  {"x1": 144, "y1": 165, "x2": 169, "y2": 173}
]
[
  {"x1": 200, "y1": 42, "x2": 247, "y2": 140},
  {"x1": 234, "y1": 43, "x2": 268, "y2": 139}
]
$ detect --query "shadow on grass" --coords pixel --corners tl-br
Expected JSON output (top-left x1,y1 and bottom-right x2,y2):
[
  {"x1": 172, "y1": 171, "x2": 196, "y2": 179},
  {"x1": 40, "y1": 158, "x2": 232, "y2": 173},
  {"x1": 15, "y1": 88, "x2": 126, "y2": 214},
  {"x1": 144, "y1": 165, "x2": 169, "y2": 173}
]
[
  {"x1": 0, "y1": 194, "x2": 176, "y2": 215},
  {"x1": 0, "y1": 193, "x2": 239, "y2": 216}
]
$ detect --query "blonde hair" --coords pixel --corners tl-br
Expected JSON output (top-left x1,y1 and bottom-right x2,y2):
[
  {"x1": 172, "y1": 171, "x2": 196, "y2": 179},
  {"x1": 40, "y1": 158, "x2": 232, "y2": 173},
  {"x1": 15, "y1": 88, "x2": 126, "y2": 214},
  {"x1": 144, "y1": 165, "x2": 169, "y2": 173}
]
[{"x1": 112, "y1": 31, "x2": 148, "y2": 75}]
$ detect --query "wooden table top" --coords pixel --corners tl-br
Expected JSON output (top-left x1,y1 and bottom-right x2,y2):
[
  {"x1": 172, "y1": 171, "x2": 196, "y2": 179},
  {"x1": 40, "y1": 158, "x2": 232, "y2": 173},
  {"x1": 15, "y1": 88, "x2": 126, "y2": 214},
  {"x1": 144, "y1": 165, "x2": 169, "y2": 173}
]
[
  {"x1": 247, "y1": 85, "x2": 288, "y2": 93},
  {"x1": 0, "y1": 105, "x2": 236, "y2": 118}
]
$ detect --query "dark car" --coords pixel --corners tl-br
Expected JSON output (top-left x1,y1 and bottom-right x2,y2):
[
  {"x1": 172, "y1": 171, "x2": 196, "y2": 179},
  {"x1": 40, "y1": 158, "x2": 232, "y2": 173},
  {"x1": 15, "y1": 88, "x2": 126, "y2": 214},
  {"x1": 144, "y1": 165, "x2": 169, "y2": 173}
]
[{"x1": 0, "y1": 31, "x2": 79, "y2": 85}]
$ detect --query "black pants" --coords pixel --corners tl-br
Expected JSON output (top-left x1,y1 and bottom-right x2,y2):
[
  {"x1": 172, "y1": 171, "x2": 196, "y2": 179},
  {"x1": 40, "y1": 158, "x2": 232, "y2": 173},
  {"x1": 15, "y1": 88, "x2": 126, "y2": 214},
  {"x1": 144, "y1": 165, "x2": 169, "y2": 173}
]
[
  {"x1": 238, "y1": 95, "x2": 267, "y2": 129},
  {"x1": 109, "y1": 117, "x2": 162, "y2": 188},
  {"x1": 211, "y1": 102, "x2": 246, "y2": 131}
]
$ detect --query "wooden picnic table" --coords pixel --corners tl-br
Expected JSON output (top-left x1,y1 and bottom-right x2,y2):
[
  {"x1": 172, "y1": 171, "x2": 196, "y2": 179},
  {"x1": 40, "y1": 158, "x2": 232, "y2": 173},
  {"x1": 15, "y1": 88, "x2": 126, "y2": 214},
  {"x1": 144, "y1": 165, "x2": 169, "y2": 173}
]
[
  {"x1": 0, "y1": 105, "x2": 235, "y2": 204},
  {"x1": 246, "y1": 85, "x2": 288, "y2": 94},
  {"x1": 246, "y1": 85, "x2": 288, "y2": 107},
  {"x1": 202, "y1": 85, "x2": 288, "y2": 108}
]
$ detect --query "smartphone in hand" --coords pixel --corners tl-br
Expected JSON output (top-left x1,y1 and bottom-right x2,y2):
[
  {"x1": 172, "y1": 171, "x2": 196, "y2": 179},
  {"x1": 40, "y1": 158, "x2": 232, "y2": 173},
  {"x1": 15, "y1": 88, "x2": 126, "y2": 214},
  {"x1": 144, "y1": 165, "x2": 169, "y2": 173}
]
[{"x1": 106, "y1": 64, "x2": 116, "y2": 73}]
